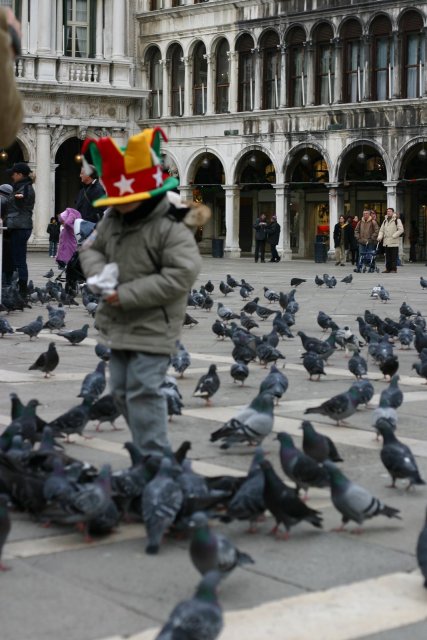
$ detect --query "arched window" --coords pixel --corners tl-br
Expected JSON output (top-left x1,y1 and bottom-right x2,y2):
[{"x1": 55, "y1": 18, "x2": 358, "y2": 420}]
[
  {"x1": 400, "y1": 11, "x2": 424, "y2": 98},
  {"x1": 146, "y1": 47, "x2": 162, "y2": 119},
  {"x1": 215, "y1": 39, "x2": 229, "y2": 113},
  {"x1": 341, "y1": 20, "x2": 363, "y2": 103},
  {"x1": 260, "y1": 30, "x2": 280, "y2": 109},
  {"x1": 370, "y1": 15, "x2": 393, "y2": 100},
  {"x1": 170, "y1": 44, "x2": 184, "y2": 116},
  {"x1": 287, "y1": 27, "x2": 306, "y2": 107},
  {"x1": 193, "y1": 42, "x2": 207, "y2": 115},
  {"x1": 236, "y1": 34, "x2": 255, "y2": 112},
  {"x1": 314, "y1": 23, "x2": 334, "y2": 104}
]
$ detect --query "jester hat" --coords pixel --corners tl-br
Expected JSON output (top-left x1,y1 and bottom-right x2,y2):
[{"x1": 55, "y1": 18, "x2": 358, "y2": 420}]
[{"x1": 81, "y1": 127, "x2": 179, "y2": 207}]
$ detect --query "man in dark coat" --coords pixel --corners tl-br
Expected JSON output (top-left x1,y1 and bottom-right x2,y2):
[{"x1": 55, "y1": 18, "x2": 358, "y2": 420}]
[
  {"x1": 253, "y1": 214, "x2": 268, "y2": 263},
  {"x1": 266, "y1": 215, "x2": 281, "y2": 262},
  {"x1": 75, "y1": 165, "x2": 106, "y2": 223}
]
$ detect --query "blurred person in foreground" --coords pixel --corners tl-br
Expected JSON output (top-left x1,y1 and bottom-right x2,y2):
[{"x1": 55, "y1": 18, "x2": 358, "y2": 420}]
[
  {"x1": 79, "y1": 128, "x2": 208, "y2": 455},
  {"x1": 0, "y1": 7, "x2": 23, "y2": 147}
]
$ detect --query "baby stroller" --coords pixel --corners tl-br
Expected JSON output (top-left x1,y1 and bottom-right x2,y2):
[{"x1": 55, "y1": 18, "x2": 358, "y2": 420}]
[
  {"x1": 56, "y1": 220, "x2": 96, "y2": 293},
  {"x1": 354, "y1": 243, "x2": 380, "y2": 274}
]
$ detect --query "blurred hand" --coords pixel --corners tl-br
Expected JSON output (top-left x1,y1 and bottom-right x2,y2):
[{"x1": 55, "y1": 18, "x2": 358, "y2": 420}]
[{"x1": 104, "y1": 291, "x2": 120, "y2": 307}]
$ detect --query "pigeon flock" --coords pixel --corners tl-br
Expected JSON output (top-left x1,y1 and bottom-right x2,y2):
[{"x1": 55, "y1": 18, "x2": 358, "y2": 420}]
[{"x1": 2, "y1": 263, "x2": 427, "y2": 637}]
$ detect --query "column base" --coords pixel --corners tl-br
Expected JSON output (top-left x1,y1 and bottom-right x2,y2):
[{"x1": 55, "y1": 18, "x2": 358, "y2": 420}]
[
  {"x1": 223, "y1": 247, "x2": 241, "y2": 259},
  {"x1": 327, "y1": 249, "x2": 336, "y2": 261},
  {"x1": 279, "y1": 249, "x2": 293, "y2": 261}
]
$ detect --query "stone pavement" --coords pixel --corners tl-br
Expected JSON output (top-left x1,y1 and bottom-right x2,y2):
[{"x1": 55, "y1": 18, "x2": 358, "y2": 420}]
[{"x1": 1, "y1": 252, "x2": 427, "y2": 640}]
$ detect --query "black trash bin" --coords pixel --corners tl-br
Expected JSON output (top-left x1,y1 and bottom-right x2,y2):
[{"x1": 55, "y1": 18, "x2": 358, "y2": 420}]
[
  {"x1": 212, "y1": 238, "x2": 224, "y2": 258},
  {"x1": 314, "y1": 236, "x2": 328, "y2": 263}
]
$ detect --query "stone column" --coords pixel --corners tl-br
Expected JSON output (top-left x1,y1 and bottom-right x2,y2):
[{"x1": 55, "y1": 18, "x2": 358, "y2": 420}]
[
  {"x1": 204, "y1": 53, "x2": 214, "y2": 115},
  {"x1": 178, "y1": 185, "x2": 194, "y2": 203},
  {"x1": 332, "y1": 38, "x2": 343, "y2": 104},
  {"x1": 362, "y1": 35, "x2": 371, "y2": 101},
  {"x1": 37, "y1": 0, "x2": 52, "y2": 53},
  {"x1": 224, "y1": 185, "x2": 241, "y2": 258},
  {"x1": 326, "y1": 183, "x2": 340, "y2": 257},
  {"x1": 112, "y1": 0, "x2": 126, "y2": 60},
  {"x1": 279, "y1": 45, "x2": 288, "y2": 107},
  {"x1": 21, "y1": 0, "x2": 29, "y2": 55},
  {"x1": 252, "y1": 48, "x2": 261, "y2": 110},
  {"x1": 161, "y1": 59, "x2": 170, "y2": 117},
  {"x1": 421, "y1": 28, "x2": 427, "y2": 97},
  {"x1": 304, "y1": 41, "x2": 315, "y2": 106},
  {"x1": 274, "y1": 183, "x2": 293, "y2": 261},
  {"x1": 392, "y1": 30, "x2": 401, "y2": 99},
  {"x1": 182, "y1": 56, "x2": 191, "y2": 117},
  {"x1": 227, "y1": 51, "x2": 238, "y2": 113},
  {"x1": 95, "y1": 0, "x2": 104, "y2": 59},
  {"x1": 384, "y1": 181, "x2": 398, "y2": 211},
  {"x1": 55, "y1": 0, "x2": 63, "y2": 56},
  {"x1": 33, "y1": 125, "x2": 52, "y2": 248}
]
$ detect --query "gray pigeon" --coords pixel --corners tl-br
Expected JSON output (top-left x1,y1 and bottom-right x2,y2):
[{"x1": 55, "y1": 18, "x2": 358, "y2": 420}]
[
  {"x1": 217, "y1": 302, "x2": 239, "y2": 322},
  {"x1": 416, "y1": 509, "x2": 427, "y2": 588},
  {"x1": 48, "y1": 396, "x2": 94, "y2": 442},
  {"x1": 142, "y1": 457, "x2": 183, "y2": 554},
  {"x1": 304, "y1": 386, "x2": 360, "y2": 425},
  {"x1": 351, "y1": 379, "x2": 375, "y2": 407},
  {"x1": 193, "y1": 364, "x2": 220, "y2": 405},
  {"x1": 300, "y1": 421, "x2": 343, "y2": 463},
  {"x1": 189, "y1": 511, "x2": 254, "y2": 576},
  {"x1": 43, "y1": 268, "x2": 54, "y2": 279},
  {"x1": 0, "y1": 317, "x2": 14, "y2": 337},
  {"x1": 276, "y1": 432, "x2": 330, "y2": 496},
  {"x1": 397, "y1": 327, "x2": 414, "y2": 349},
  {"x1": 376, "y1": 421, "x2": 425, "y2": 489},
  {"x1": 77, "y1": 361, "x2": 106, "y2": 400},
  {"x1": 171, "y1": 341, "x2": 191, "y2": 378},
  {"x1": 28, "y1": 342, "x2": 59, "y2": 378},
  {"x1": 88, "y1": 394, "x2": 122, "y2": 431},
  {"x1": 324, "y1": 461, "x2": 401, "y2": 532},
  {"x1": 379, "y1": 374, "x2": 403, "y2": 409},
  {"x1": 56, "y1": 324, "x2": 89, "y2": 345},
  {"x1": 16, "y1": 315, "x2": 44, "y2": 340},
  {"x1": 372, "y1": 398, "x2": 398, "y2": 436},
  {"x1": 302, "y1": 351, "x2": 326, "y2": 381},
  {"x1": 348, "y1": 352, "x2": 368, "y2": 379},
  {"x1": 210, "y1": 392, "x2": 274, "y2": 449},
  {"x1": 0, "y1": 494, "x2": 11, "y2": 572},
  {"x1": 259, "y1": 364, "x2": 288, "y2": 403},
  {"x1": 420, "y1": 276, "x2": 427, "y2": 290},
  {"x1": 155, "y1": 570, "x2": 223, "y2": 640},
  {"x1": 225, "y1": 447, "x2": 266, "y2": 532},
  {"x1": 161, "y1": 376, "x2": 184, "y2": 420},
  {"x1": 230, "y1": 361, "x2": 249, "y2": 386}
]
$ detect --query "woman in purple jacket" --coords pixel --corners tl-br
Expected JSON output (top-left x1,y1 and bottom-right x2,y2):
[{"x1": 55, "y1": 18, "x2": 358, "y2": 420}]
[{"x1": 56, "y1": 207, "x2": 81, "y2": 268}]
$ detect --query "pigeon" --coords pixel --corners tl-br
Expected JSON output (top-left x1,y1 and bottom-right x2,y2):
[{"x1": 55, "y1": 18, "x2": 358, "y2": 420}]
[
  {"x1": 0, "y1": 494, "x2": 11, "y2": 571},
  {"x1": 189, "y1": 511, "x2": 254, "y2": 576},
  {"x1": 77, "y1": 361, "x2": 106, "y2": 400},
  {"x1": 351, "y1": 379, "x2": 375, "y2": 407},
  {"x1": 412, "y1": 359, "x2": 427, "y2": 383},
  {"x1": 226, "y1": 274, "x2": 241, "y2": 288},
  {"x1": 276, "y1": 432, "x2": 330, "y2": 496},
  {"x1": 211, "y1": 319, "x2": 229, "y2": 340},
  {"x1": 300, "y1": 421, "x2": 343, "y2": 463},
  {"x1": 171, "y1": 341, "x2": 191, "y2": 377},
  {"x1": 297, "y1": 331, "x2": 336, "y2": 358},
  {"x1": 142, "y1": 457, "x2": 183, "y2": 555},
  {"x1": 290, "y1": 277, "x2": 306, "y2": 287},
  {"x1": 259, "y1": 364, "x2": 288, "y2": 403},
  {"x1": 256, "y1": 342, "x2": 285, "y2": 368},
  {"x1": 317, "y1": 311, "x2": 335, "y2": 332},
  {"x1": 230, "y1": 361, "x2": 249, "y2": 386},
  {"x1": 400, "y1": 301, "x2": 416, "y2": 317},
  {"x1": 302, "y1": 351, "x2": 326, "y2": 381},
  {"x1": 241, "y1": 297, "x2": 259, "y2": 315},
  {"x1": 379, "y1": 374, "x2": 403, "y2": 409},
  {"x1": 56, "y1": 324, "x2": 89, "y2": 345},
  {"x1": 43, "y1": 268, "x2": 54, "y2": 279},
  {"x1": 217, "y1": 302, "x2": 239, "y2": 322},
  {"x1": 348, "y1": 352, "x2": 367, "y2": 379},
  {"x1": 95, "y1": 343, "x2": 111, "y2": 362},
  {"x1": 376, "y1": 421, "x2": 425, "y2": 489},
  {"x1": 88, "y1": 394, "x2": 122, "y2": 431},
  {"x1": 263, "y1": 286, "x2": 279, "y2": 303},
  {"x1": 420, "y1": 276, "x2": 427, "y2": 290},
  {"x1": 239, "y1": 285, "x2": 251, "y2": 300},
  {"x1": 0, "y1": 317, "x2": 14, "y2": 338},
  {"x1": 183, "y1": 312, "x2": 199, "y2": 327},
  {"x1": 224, "y1": 447, "x2": 266, "y2": 531},
  {"x1": 272, "y1": 312, "x2": 293, "y2": 339},
  {"x1": 28, "y1": 342, "x2": 59, "y2": 378},
  {"x1": 397, "y1": 327, "x2": 414, "y2": 349},
  {"x1": 154, "y1": 570, "x2": 223, "y2": 640},
  {"x1": 414, "y1": 328, "x2": 427, "y2": 354},
  {"x1": 304, "y1": 386, "x2": 360, "y2": 425},
  {"x1": 378, "y1": 354, "x2": 399, "y2": 381},
  {"x1": 240, "y1": 312, "x2": 259, "y2": 331},
  {"x1": 219, "y1": 280, "x2": 233, "y2": 296},
  {"x1": 204, "y1": 280, "x2": 214, "y2": 293},
  {"x1": 416, "y1": 509, "x2": 427, "y2": 588},
  {"x1": 241, "y1": 279, "x2": 254, "y2": 292},
  {"x1": 315, "y1": 275, "x2": 324, "y2": 287},
  {"x1": 193, "y1": 364, "x2": 220, "y2": 405},
  {"x1": 378, "y1": 286, "x2": 390, "y2": 303},
  {"x1": 324, "y1": 461, "x2": 401, "y2": 532},
  {"x1": 260, "y1": 460, "x2": 323, "y2": 539},
  {"x1": 16, "y1": 315, "x2": 44, "y2": 340},
  {"x1": 210, "y1": 392, "x2": 274, "y2": 449},
  {"x1": 48, "y1": 396, "x2": 94, "y2": 442},
  {"x1": 341, "y1": 274, "x2": 353, "y2": 284},
  {"x1": 255, "y1": 303, "x2": 276, "y2": 321},
  {"x1": 323, "y1": 273, "x2": 336, "y2": 288},
  {"x1": 161, "y1": 377, "x2": 184, "y2": 421}
]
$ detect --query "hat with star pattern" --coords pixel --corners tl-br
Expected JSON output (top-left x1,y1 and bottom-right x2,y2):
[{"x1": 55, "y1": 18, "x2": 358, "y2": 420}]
[{"x1": 81, "y1": 128, "x2": 179, "y2": 207}]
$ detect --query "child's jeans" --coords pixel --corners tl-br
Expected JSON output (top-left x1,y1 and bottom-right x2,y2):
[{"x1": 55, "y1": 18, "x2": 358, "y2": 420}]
[{"x1": 49, "y1": 241, "x2": 58, "y2": 257}]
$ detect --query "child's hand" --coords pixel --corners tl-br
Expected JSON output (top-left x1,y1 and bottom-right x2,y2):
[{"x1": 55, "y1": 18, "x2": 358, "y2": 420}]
[{"x1": 104, "y1": 291, "x2": 120, "y2": 306}]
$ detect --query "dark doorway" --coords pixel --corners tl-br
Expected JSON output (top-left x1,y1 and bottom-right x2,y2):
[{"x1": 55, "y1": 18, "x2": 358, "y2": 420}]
[
  {"x1": 0, "y1": 142, "x2": 24, "y2": 185},
  {"x1": 239, "y1": 197, "x2": 253, "y2": 252},
  {"x1": 55, "y1": 138, "x2": 82, "y2": 216}
]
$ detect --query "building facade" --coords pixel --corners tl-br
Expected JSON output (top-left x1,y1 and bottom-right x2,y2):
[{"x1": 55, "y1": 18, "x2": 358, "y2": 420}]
[{"x1": 4, "y1": 0, "x2": 427, "y2": 259}]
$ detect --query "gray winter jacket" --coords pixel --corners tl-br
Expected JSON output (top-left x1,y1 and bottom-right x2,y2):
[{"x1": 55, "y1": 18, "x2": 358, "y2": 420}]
[
  {"x1": 79, "y1": 194, "x2": 205, "y2": 354},
  {"x1": 6, "y1": 177, "x2": 35, "y2": 229},
  {"x1": 377, "y1": 215, "x2": 404, "y2": 248}
]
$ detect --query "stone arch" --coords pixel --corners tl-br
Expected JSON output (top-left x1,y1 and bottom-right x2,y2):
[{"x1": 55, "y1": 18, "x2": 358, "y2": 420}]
[
  {"x1": 284, "y1": 141, "x2": 332, "y2": 182},
  {"x1": 232, "y1": 145, "x2": 279, "y2": 185},
  {"x1": 335, "y1": 138, "x2": 391, "y2": 182},
  {"x1": 393, "y1": 137, "x2": 427, "y2": 180}
]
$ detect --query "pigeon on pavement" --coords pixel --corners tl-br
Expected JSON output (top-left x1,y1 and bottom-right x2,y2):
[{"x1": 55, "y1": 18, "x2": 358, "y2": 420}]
[
  {"x1": 315, "y1": 275, "x2": 324, "y2": 287},
  {"x1": 210, "y1": 392, "x2": 274, "y2": 449},
  {"x1": 217, "y1": 302, "x2": 239, "y2": 322},
  {"x1": 56, "y1": 323, "x2": 89, "y2": 345},
  {"x1": 219, "y1": 280, "x2": 233, "y2": 296},
  {"x1": 226, "y1": 274, "x2": 241, "y2": 288},
  {"x1": 0, "y1": 494, "x2": 11, "y2": 571},
  {"x1": 263, "y1": 286, "x2": 280, "y2": 303},
  {"x1": 43, "y1": 268, "x2": 54, "y2": 279},
  {"x1": 324, "y1": 461, "x2": 401, "y2": 532},
  {"x1": 171, "y1": 341, "x2": 191, "y2": 378},
  {"x1": 380, "y1": 374, "x2": 403, "y2": 409},
  {"x1": 48, "y1": 396, "x2": 94, "y2": 443},
  {"x1": 416, "y1": 509, "x2": 427, "y2": 588},
  {"x1": 348, "y1": 352, "x2": 368, "y2": 379},
  {"x1": 376, "y1": 420, "x2": 425, "y2": 489},
  {"x1": 420, "y1": 276, "x2": 427, "y2": 290},
  {"x1": 183, "y1": 312, "x2": 198, "y2": 327},
  {"x1": 302, "y1": 351, "x2": 326, "y2": 381},
  {"x1": 224, "y1": 447, "x2": 266, "y2": 532},
  {"x1": 230, "y1": 361, "x2": 249, "y2": 386},
  {"x1": 155, "y1": 570, "x2": 223, "y2": 640},
  {"x1": 276, "y1": 432, "x2": 330, "y2": 496},
  {"x1": 351, "y1": 379, "x2": 375, "y2": 407},
  {"x1": 189, "y1": 511, "x2": 254, "y2": 576},
  {"x1": 259, "y1": 364, "x2": 288, "y2": 403},
  {"x1": 193, "y1": 364, "x2": 220, "y2": 405},
  {"x1": 304, "y1": 386, "x2": 360, "y2": 425},
  {"x1": 28, "y1": 342, "x2": 59, "y2": 378},
  {"x1": 341, "y1": 274, "x2": 353, "y2": 284},
  {"x1": 78, "y1": 361, "x2": 106, "y2": 400},
  {"x1": 397, "y1": 327, "x2": 414, "y2": 349},
  {"x1": 88, "y1": 394, "x2": 122, "y2": 432},
  {"x1": 290, "y1": 277, "x2": 306, "y2": 287},
  {"x1": 300, "y1": 421, "x2": 343, "y2": 463},
  {"x1": 0, "y1": 317, "x2": 14, "y2": 337},
  {"x1": 95, "y1": 343, "x2": 111, "y2": 362},
  {"x1": 16, "y1": 315, "x2": 44, "y2": 340}
]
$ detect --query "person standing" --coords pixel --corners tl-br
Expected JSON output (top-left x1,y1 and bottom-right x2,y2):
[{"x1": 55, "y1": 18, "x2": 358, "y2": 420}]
[
  {"x1": 55, "y1": 208, "x2": 81, "y2": 268},
  {"x1": 0, "y1": 183, "x2": 13, "y2": 286},
  {"x1": 266, "y1": 215, "x2": 281, "y2": 262},
  {"x1": 377, "y1": 207, "x2": 404, "y2": 273},
  {"x1": 253, "y1": 214, "x2": 267, "y2": 263},
  {"x1": 75, "y1": 164, "x2": 106, "y2": 224},
  {"x1": 354, "y1": 209, "x2": 379, "y2": 271},
  {"x1": 79, "y1": 128, "x2": 205, "y2": 455},
  {"x1": 333, "y1": 215, "x2": 349, "y2": 266},
  {"x1": 5, "y1": 162, "x2": 35, "y2": 296},
  {"x1": 345, "y1": 215, "x2": 356, "y2": 264},
  {"x1": 46, "y1": 216, "x2": 60, "y2": 257},
  {"x1": 351, "y1": 215, "x2": 359, "y2": 265}
]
